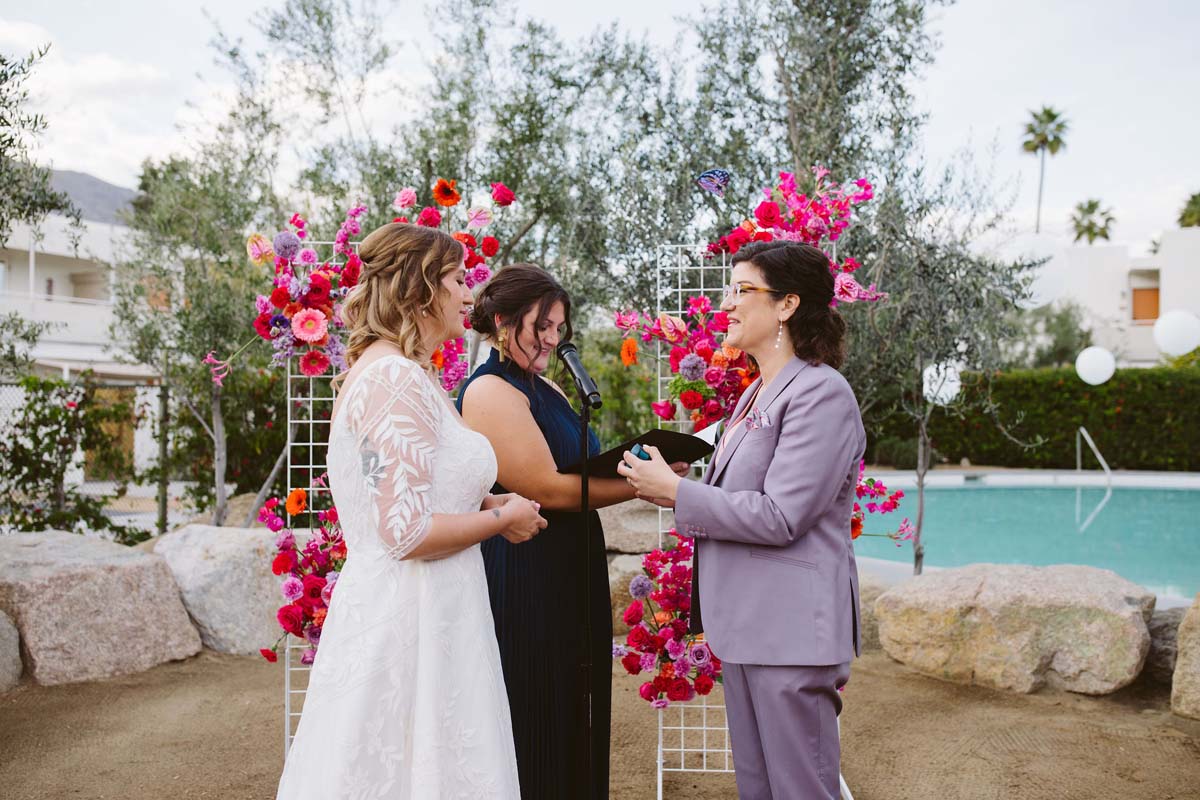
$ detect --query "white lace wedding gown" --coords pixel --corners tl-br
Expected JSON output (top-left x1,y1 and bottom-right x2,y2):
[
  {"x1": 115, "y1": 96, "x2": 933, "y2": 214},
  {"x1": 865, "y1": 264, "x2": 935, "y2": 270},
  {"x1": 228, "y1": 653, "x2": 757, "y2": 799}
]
[{"x1": 277, "y1": 355, "x2": 520, "y2": 799}]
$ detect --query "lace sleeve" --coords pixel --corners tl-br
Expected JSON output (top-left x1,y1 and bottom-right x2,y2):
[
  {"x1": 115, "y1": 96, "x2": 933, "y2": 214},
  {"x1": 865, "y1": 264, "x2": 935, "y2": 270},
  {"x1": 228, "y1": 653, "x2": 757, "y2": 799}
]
[{"x1": 352, "y1": 357, "x2": 443, "y2": 560}]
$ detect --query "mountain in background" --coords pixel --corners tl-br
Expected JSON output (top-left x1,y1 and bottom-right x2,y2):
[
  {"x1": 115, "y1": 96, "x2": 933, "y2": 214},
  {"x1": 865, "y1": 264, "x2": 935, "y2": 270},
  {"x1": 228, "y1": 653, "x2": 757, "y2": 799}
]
[{"x1": 50, "y1": 170, "x2": 136, "y2": 226}]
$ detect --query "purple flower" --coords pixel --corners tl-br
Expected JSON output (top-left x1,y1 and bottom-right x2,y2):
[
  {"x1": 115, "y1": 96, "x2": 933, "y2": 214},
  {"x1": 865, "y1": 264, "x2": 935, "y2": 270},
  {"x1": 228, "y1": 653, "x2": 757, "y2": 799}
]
[
  {"x1": 689, "y1": 642, "x2": 712, "y2": 667},
  {"x1": 652, "y1": 698, "x2": 669, "y2": 709},
  {"x1": 304, "y1": 625, "x2": 322, "y2": 646},
  {"x1": 273, "y1": 231, "x2": 301, "y2": 262},
  {"x1": 299, "y1": 648, "x2": 316, "y2": 665},
  {"x1": 679, "y1": 353, "x2": 706, "y2": 382},
  {"x1": 629, "y1": 575, "x2": 653, "y2": 600},
  {"x1": 280, "y1": 575, "x2": 304, "y2": 601},
  {"x1": 325, "y1": 570, "x2": 339, "y2": 584},
  {"x1": 674, "y1": 658, "x2": 691, "y2": 677},
  {"x1": 471, "y1": 265, "x2": 491, "y2": 285},
  {"x1": 275, "y1": 530, "x2": 295, "y2": 550},
  {"x1": 612, "y1": 643, "x2": 628, "y2": 658},
  {"x1": 639, "y1": 652, "x2": 656, "y2": 672}
]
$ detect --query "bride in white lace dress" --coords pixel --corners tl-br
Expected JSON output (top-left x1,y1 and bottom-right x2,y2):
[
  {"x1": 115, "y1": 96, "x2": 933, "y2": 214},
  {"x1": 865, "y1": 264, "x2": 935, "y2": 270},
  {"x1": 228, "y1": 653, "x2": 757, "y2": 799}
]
[{"x1": 277, "y1": 223, "x2": 546, "y2": 799}]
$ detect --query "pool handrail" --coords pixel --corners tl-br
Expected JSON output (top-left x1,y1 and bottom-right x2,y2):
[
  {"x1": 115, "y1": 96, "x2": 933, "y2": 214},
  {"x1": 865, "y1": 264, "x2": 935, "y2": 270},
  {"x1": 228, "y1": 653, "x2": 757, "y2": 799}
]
[{"x1": 1076, "y1": 426, "x2": 1113, "y2": 531}]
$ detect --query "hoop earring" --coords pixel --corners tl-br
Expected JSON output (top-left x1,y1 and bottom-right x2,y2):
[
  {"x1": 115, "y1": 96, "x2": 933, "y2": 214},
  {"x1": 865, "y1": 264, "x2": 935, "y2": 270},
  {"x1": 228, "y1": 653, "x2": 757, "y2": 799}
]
[
  {"x1": 775, "y1": 321, "x2": 783, "y2": 349},
  {"x1": 498, "y1": 327, "x2": 508, "y2": 362}
]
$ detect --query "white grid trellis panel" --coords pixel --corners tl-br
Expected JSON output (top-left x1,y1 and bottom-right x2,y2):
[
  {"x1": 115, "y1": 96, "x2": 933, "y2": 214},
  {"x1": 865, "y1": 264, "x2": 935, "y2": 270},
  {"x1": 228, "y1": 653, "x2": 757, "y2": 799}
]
[{"x1": 653, "y1": 245, "x2": 735, "y2": 800}]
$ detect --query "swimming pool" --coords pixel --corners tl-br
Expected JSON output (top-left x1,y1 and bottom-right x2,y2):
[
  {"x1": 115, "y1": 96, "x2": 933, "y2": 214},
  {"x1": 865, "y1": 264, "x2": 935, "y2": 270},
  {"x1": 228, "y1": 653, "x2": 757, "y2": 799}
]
[{"x1": 852, "y1": 486, "x2": 1200, "y2": 601}]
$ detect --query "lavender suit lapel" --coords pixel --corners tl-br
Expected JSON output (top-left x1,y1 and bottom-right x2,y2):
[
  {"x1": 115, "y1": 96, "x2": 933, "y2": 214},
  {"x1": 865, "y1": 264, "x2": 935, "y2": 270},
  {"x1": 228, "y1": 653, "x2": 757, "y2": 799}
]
[
  {"x1": 702, "y1": 376, "x2": 760, "y2": 484},
  {"x1": 708, "y1": 357, "x2": 807, "y2": 487}
]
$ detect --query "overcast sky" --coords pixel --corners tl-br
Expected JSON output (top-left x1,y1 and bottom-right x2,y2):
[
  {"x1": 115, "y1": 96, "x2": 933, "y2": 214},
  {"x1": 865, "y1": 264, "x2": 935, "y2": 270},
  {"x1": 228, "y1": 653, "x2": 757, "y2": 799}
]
[{"x1": 3, "y1": 0, "x2": 1197, "y2": 261}]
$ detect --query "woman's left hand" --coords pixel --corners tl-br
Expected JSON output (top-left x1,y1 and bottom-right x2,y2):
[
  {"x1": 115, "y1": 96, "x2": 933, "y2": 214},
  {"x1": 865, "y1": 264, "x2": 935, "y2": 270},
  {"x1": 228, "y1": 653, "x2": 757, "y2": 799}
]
[
  {"x1": 481, "y1": 493, "x2": 519, "y2": 511},
  {"x1": 617, "y1": 445, "x2": 684, "y2": 508}
]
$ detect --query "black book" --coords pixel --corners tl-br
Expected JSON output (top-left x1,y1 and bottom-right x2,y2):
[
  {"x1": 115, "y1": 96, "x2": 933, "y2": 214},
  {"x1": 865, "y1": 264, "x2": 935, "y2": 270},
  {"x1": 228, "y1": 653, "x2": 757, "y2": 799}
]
[{"x1": 560, "y1": 428, "x2": 715, "y2": 479}]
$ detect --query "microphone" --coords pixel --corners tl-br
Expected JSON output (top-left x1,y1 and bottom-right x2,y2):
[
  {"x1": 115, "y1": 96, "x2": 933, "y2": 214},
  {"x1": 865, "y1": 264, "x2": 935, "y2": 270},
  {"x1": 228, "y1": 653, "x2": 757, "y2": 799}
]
[{"x1": 556, "y1": 342, "x2": 602, "y2": 410}]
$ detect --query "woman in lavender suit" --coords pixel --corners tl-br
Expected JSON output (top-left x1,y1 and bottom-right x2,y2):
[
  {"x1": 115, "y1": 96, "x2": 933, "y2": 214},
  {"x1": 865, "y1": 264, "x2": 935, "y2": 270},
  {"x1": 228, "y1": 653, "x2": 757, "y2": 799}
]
[{"x1": 619, "y1": 240, "x2": 865, "y2": 800}]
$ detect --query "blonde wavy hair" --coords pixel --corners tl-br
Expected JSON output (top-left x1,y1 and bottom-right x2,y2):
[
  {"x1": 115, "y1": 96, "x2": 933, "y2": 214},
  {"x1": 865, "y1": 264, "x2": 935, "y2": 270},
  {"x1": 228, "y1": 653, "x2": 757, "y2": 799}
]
[{"x1": 335, "y1": 223, "x2": 463, "y2": 389}]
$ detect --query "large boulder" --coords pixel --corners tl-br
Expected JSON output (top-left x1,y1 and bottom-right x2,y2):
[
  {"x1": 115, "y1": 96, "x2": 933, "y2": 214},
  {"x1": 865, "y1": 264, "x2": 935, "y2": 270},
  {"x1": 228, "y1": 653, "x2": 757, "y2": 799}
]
[
  {"x1": 1171, "y1": 594, "x2": 1200, "y2": 719},
  {"x1": 0, "y1": 531, "x2": 201, "y2": 685},
  {"x1": 875, "y1": 564, "x2": 1154, "y2": 695},
  {"x1": 609, "y1": 554, "x2": 647, "y2": 637},
  {"x1": 1146, "y1": 607, "x2": 1187, "y2": 685},
  {"x1": 857, "y1": 571, "x2": 890, "y2": 652},
  {"x1": 599, "y1": 501, "x2": 661, "y2": 555},
  {"x1": 151, "y1": 524, "x2": 284, "y2": 655},
  {"x1": 0, "y1": 610, "x2": 21, "y2": 692}
]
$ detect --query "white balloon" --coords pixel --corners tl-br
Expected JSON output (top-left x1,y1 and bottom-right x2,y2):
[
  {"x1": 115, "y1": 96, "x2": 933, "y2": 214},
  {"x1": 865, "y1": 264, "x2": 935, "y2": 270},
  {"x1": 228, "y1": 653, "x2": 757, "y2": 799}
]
[
  {"x1": 1153, "y1": 310, "x2": 1200, "y2": 357},
  {"x1": 1075, "y1": 346, "x2": 1115, "y2": 386},
  {"x1": 923, "y1": 362, "x2": 962, "y2": 405}
]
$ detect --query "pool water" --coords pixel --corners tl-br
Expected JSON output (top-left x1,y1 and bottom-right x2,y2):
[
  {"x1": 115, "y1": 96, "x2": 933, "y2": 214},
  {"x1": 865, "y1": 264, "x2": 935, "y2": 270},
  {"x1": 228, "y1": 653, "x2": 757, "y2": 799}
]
[{"x1": 852, "y1": 487, "x2": 1200, "y2": 600}]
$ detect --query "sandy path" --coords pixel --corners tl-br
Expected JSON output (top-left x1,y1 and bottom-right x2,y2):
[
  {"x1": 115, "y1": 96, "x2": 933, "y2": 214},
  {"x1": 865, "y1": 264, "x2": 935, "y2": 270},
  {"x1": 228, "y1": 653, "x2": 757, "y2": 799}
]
[{"x1": 2, "y1": 651, "x2": 1198, "y2": 799}]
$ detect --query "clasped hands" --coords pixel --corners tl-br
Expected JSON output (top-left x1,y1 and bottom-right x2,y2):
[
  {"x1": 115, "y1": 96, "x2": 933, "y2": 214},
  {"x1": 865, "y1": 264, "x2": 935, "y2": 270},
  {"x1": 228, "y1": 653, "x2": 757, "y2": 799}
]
[{"x1": 616, "y1": 445, "x2": 690, "y2": 509}]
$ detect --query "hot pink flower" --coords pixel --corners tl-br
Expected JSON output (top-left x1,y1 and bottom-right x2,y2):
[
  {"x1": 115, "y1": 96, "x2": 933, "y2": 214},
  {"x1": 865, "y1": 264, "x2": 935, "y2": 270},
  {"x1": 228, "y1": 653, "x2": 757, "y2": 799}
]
[
  {"x1": 490, "y1": 182, "x2": 515, "y2": 206},
  {"x1": 651, "y1": 400, "x2": 676, "y2": 421},
  {"x1": 416, "y1": 207, "x2": 442, "y2": 227},
  {"x1": 834, "y1": 272, "x2": 862, "y2": 303}
]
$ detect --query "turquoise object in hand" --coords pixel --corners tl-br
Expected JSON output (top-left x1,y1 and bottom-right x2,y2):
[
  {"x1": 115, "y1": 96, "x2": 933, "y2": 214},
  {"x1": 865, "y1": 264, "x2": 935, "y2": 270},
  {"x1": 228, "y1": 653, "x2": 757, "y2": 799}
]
[{"x1": 631, "y1": 443, "x2": 652, "y2": 461}]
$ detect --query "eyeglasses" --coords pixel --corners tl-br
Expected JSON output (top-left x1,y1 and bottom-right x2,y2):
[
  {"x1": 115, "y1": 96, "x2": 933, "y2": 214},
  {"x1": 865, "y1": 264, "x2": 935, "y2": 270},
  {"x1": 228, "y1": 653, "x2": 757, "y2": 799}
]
[{"x1": 721, "y1": 283, "x2": 778, "y2": 302}]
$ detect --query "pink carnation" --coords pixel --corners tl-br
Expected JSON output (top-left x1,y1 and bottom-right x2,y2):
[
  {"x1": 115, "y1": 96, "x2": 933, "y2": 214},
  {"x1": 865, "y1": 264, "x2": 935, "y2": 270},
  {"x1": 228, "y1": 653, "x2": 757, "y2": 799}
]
[{"x1": 393, "y1": 187, "x2": 417, "y2": 209}]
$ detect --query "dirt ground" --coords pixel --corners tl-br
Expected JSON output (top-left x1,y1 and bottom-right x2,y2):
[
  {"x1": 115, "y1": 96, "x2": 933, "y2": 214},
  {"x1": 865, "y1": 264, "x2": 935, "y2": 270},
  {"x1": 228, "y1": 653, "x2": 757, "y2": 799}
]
[{"x1": 2, "y1": 650, "x2": 1198, "y2": 800}]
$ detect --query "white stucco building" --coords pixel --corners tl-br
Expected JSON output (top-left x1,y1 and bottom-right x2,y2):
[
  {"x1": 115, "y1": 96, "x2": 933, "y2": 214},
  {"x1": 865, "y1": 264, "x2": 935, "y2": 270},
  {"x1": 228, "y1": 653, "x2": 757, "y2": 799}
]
[{"x1": 1038, "y1": 227, "x2": 1200, "y2": 366}]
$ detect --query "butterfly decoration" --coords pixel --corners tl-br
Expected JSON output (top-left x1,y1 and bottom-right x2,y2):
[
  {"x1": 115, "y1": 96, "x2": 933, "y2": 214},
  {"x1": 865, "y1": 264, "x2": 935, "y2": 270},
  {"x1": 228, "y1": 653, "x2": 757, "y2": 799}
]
[{"x1": 695, "y1": 168, "x2": 732, "y2": 198}]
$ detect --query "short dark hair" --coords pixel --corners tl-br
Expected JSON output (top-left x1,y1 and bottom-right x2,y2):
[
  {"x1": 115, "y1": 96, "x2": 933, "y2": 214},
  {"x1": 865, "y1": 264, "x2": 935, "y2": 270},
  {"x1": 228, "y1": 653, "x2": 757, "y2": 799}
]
[
  {"x1": 731, "y1": 240, "x2": 847, "y2": 369},
  {"x1": 468, "y1": 263, "x2": 574, "y2": 366}
]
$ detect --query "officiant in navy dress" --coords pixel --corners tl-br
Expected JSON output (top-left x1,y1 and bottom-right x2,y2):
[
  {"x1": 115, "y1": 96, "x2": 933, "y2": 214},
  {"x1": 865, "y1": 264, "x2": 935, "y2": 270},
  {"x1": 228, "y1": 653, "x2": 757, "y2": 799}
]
[{"x1": 457, "y1": 264, "x2": 688, "y2": 798}]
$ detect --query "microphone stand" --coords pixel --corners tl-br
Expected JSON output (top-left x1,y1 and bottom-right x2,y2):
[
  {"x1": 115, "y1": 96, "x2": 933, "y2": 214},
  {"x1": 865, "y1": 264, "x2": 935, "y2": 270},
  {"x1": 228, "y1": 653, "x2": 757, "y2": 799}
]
[{"x1": 579, "y1": 397, "x2": 594, "y2": 800}]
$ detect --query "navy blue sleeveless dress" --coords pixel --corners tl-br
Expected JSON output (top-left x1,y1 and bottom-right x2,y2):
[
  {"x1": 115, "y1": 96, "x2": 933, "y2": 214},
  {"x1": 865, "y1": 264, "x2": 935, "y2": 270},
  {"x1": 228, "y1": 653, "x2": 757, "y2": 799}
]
[{"x1": 457, "y1": 348, "x2": 612, "y2": 799}]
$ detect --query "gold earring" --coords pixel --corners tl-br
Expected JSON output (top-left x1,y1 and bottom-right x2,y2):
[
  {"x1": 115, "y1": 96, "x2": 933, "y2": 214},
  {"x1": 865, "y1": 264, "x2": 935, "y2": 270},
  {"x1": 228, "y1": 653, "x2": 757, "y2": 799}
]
[{"x1": 498, "y1": 327, "x2": 507, "y2": 362}]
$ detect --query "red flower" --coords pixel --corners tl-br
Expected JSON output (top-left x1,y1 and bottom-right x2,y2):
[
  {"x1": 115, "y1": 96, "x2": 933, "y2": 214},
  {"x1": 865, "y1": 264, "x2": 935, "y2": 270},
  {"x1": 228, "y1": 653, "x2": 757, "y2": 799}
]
[
  {"x1": 627, "y1": 625, "x2": 652, "y2": 651},
  {"x1": 753, "y1": 231, "x2": 775, "y2": 242},
  {"x1": 703, "y1": 399, "x2": 723, "y2": 421},
  {"x1": 270, "y1": 287, "x2": 291, "y2": 308},
  {"x1": 754, "y1": 200, "x2": 782, "y2": 228},
  {"x1": 392, "y1": 216, "x2": 409, "y2": 224},
  {"x1": 679, "y1": 390, "x2": 704, "y2": 410},
  {"x1": 276, "y1": 604, "x2": 305, "y2": 636},
  {"x1": 305, "y1": 272, "x2": 331, "y2": 307},
  {"x1": 621, "y1": 652, "x2": 643, "y2": 675},
  {"x1": 452, "y1": 232, "x2": 478, "y2": 249},
  {"x1": 638, "y1": 681, "x2": 657, "y2": 702},
  {"x1": 667, "y1": 678, "x2": 694, "y2": 702},
  {"x1": 302, "y1": 574, "x2": 327, "y2": 602},
  {"x1": 671, "y1": 618, "x2": 689, "y2": 638},
  {"x1": 253, "y1": 312, "x2": 274, "y2": 340},
  {"x1": 669, "y1": 346, "x2": 688, "y2": 372},
  {"x1": 271, "y1": 551, "x2": 297, "y2": 575},
  {"x1": 490, "y1": 182, "x2": 515, "y2": 206},
  {"x1": 694, "y1": 674, "x2": 714, "y2": 695},
  {"x1": 481, "y1": 236, "x2": 500, "y2": 257},
  {"x1": 465, "y1": 250, "x2": 486, "y2": 269},
  {"x1": 340, "y1": 254, "x2": 361, "y2": 288},
  {"x1": 299, "y1": 349, "x2": 331, "y2": 377},
  {"x1": 851, "y1": 517, "x2": 863, "y2": 540},
  {"x1": 260, "y1": 648, "x2": 278, "y2": 663},
  {"x1": 694, "y1": 344, "x2": 714, "y2": 363},
  {"x1": 433, "y1": 178, "x2": 461, "y2": 207},
  {"x1": 623, "y1": 600, "x2": 644, "y2": 626},
  {"x1": 710, "y1": 312, "x2": 730, "y2": 333},
  {"x1": 416, "y1": 207, "x2": 442, "y2": 227},
  {"x1": 725, "y1": 227, "x2": 751, "y2": 254}
]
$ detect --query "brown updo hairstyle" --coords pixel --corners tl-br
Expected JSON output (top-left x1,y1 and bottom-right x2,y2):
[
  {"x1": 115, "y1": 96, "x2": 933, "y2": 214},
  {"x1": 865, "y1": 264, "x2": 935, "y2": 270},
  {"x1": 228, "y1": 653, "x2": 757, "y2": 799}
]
[
  {"x1": 338, "y1": 223, "x2": 464, "y2": 379},
  {"x1": 730, "y1": 240, "x2": 847, "y2": 369},
  {"x1": 468, "y1": 263, "x2": 574, "y2": 367}
]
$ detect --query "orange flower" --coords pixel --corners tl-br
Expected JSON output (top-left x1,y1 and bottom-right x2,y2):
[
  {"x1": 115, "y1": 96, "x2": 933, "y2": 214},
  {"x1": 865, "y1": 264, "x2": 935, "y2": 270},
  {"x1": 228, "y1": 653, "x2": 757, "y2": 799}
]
[
  {"x1": 313, "y1": 607, "x2": 327, "y2": 626},
  {"x1": 283, "y1": 301, "x2": 303, "y2": 319},
  {"x1": 433, "y1": 178, "x2": 461, "y2": 207},
  {"x1": 654, "y1": 610, "x2": 672, "y2": 625},
  {"x1": 710, "y1": 352, "x2": 730, "y2": 369},
  {"x1": 851, "y1": 517, "x2": 863, "y2": 540},
  {"x1": 620, "y1": 337, "x2": 638, "y2": 366},
  {"x1": 431, "y1": 349, "x2": 445, "y2": 370},
  {"x1": 286, "y1": 488, "x2": 307, "y2": 516},
  {"x1": 659, "y1": 662, "x2": 676, "y2": 679}
]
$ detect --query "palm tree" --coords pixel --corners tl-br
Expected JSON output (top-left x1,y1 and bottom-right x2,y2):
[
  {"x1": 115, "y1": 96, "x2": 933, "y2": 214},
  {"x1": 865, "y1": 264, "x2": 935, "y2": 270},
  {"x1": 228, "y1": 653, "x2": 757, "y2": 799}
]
[
  {"x1": 1071, "y1": 199, "x2": 1115, "y2": 244},
  {"x1": 1022, "y1": 106, "x2": 1069, "y2": 233},
  {"x1": 1180, "y1": 192, "x2": 1200, "y2": 228}
]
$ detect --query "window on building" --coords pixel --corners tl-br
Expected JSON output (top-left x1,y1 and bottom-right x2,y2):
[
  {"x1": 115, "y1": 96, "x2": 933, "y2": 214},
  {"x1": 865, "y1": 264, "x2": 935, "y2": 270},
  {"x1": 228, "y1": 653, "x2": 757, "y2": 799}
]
[
  {"x1": 45, "y1": 277, "x2": 54, "y2": 297},
  {"x1": 1132, "y1": 288, "x2": 1159, "y2": 321}
]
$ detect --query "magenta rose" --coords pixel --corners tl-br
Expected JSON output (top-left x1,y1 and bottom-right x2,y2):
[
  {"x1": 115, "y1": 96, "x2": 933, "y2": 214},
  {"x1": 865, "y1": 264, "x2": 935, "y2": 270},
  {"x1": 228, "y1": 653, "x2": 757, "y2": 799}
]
[
  {"x1": 754, "y1": 200, "x2": 782, "y2": 228},
  {"x1": 276, "y1": 604, "x2": 305, "y2": 636}
]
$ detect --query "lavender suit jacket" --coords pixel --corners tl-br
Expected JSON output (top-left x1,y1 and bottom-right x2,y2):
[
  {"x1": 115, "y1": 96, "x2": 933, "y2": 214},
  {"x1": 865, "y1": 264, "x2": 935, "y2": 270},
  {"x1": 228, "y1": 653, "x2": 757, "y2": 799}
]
[{"x1": 675, "y1": 357, "x2": 866, "y2": 666}]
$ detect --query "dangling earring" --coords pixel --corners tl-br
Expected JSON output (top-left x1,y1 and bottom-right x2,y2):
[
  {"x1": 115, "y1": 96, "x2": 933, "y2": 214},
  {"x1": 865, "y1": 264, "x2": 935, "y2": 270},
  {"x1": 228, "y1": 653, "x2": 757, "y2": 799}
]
[
  {"x1": 498, "y1": 327, "x2": 508, "y2": 362},
  {"x1": 775, "y1": 321, "x2": 783, "y2": 349}
]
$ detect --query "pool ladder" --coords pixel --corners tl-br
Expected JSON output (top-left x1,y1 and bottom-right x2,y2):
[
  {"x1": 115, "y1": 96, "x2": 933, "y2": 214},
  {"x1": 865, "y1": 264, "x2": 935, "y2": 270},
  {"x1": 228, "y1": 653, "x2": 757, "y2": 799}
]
[{"x1": 1075, "y1": 426, "x2": 1113, "y2": 532}]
